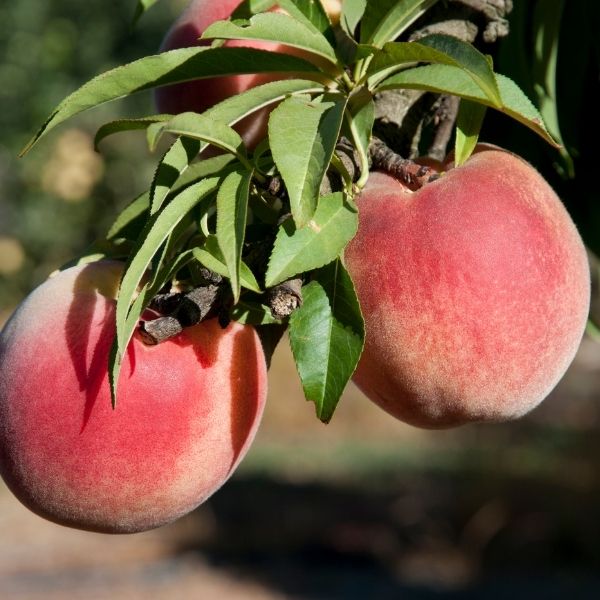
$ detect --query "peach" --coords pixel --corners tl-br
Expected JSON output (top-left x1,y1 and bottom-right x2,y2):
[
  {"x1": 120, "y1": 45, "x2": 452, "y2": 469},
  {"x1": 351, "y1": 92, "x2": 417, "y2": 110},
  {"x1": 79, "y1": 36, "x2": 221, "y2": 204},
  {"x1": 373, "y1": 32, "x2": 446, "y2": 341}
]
[
  {"x1": 345, "y1": 146, "x2": 590, "y2": 428},
  {"x1": 0, "y1": 261, "x2": 267, "y2": 533},
  {"x1": 154, "y1": 0, "x2": 341, "y2": 148}
]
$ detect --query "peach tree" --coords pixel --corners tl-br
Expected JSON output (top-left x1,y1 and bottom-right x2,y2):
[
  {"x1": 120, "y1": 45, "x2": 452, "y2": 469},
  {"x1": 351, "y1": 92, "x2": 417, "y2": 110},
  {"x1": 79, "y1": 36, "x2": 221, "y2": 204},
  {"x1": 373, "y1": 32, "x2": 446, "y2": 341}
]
[
  {"x1": 18, "y1": 0, "x2": 586, "y2": 422},
  {"x1": 0, "y1": 0, "x2": 590, "y2": 534}
]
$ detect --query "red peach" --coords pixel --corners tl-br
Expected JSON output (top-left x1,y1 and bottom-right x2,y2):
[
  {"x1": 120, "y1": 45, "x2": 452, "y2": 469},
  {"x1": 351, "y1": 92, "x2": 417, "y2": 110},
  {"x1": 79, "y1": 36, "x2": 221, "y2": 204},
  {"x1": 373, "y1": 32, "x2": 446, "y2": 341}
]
[
  {"x1": 345, "y1": 146, "x2": 590, "y2": 428},
  {"x1": 0, "y1": 261, "x2": 267, "y2": 533}
]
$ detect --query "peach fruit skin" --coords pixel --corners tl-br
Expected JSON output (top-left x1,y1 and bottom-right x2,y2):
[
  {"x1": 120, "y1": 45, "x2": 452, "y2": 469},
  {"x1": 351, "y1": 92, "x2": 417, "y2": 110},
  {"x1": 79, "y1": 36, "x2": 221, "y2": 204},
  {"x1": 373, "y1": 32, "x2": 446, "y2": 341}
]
[
  {"x1": 345, "y1": 147, "x2": 590, "y2": 428},
  {"x1": 155, "y1": 0, "x2": 341, "y2": 149},
  {"x1": 0, "y1": 261, "x2": 267, "y2": 533}
]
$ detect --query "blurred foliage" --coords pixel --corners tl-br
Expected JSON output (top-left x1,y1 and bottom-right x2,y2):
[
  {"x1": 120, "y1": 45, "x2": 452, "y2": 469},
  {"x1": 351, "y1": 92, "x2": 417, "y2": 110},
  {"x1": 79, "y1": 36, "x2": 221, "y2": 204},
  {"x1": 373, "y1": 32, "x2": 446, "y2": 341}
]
[{"x1": 0, "y1": 0, "x2": 187, "y2": 316}]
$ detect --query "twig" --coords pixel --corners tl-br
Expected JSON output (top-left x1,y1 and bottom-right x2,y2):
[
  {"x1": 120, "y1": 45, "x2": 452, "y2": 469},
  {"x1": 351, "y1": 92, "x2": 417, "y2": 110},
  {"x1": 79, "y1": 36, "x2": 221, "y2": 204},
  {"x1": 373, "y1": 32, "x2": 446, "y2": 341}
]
[
  {"x1": 265, "y1": 278, "x2": 303, "y2": 319},
  {"x1": 369, "y1": 137, "x2": 440, "y2": 189},
  {"x1": 139, "y1": 284, "x2": 220, "y2": 345},
  {"x1": 449, "y1": 0, "x2": 512, "y2": 42}
]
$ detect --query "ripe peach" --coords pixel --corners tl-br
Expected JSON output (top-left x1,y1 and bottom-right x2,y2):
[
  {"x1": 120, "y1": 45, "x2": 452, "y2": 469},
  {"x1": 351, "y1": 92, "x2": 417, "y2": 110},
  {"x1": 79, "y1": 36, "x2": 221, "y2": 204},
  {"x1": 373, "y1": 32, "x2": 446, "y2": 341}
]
[
  {"x1": 154, "y1": 0, "x2": 342, "y2": 148},
  {"x1": 345, "y1": 146, "x2": 590, "y2": 428},
  {"x1": 0, "y1": 261, "x2": 267, "y2": 533}
]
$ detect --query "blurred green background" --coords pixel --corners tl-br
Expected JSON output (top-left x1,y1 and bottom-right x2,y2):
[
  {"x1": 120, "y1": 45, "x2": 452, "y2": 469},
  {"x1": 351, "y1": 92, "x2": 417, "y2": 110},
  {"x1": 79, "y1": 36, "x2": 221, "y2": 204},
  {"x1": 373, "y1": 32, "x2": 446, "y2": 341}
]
[{"x1": 1, "y1": 1, "x2": 600, "y2": 598}]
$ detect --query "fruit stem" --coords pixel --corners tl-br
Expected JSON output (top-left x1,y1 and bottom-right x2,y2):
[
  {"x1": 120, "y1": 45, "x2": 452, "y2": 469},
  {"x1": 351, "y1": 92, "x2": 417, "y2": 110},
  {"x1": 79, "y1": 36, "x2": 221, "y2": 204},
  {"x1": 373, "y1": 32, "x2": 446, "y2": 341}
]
[{"x1": 369, "y1": 137, "x2": 440, "y2": 189}]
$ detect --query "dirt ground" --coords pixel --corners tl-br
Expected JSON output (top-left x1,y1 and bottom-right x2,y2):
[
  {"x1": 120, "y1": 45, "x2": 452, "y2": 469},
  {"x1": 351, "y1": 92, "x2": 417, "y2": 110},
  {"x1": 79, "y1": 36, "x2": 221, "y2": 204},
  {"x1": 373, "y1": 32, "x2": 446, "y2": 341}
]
[{"x1": 1, "y1": 337, "x2": 600, "y2": 599}]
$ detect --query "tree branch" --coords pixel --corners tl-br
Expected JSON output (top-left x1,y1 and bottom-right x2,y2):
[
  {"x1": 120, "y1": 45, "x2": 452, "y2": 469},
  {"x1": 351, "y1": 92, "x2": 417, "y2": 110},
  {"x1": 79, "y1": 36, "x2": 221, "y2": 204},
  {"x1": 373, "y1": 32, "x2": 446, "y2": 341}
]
[{"x1": 139, "y1": 284, "x2": 221, "y2": 345}]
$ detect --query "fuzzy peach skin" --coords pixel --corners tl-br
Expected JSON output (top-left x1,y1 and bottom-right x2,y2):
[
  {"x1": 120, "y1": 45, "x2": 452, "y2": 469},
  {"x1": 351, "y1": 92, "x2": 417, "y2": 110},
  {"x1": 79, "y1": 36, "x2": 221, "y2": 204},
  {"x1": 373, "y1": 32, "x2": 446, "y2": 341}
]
[
  {"x1": 0, "y1": 261, "x2": 267, "y2": 533},
  {"x1": 154, "y1": 0, "x2": 341, "y2": 149},
  {"x1": 345, "y1": 147, "x2": 590, "y2": 429}
]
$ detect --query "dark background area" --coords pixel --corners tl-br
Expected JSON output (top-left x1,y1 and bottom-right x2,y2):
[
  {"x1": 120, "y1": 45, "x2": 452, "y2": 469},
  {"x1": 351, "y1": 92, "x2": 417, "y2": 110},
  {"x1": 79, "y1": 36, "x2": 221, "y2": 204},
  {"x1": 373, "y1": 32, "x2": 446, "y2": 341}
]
[{"x1": 1, "y1": 1, "x2": 599, "y2": 598}]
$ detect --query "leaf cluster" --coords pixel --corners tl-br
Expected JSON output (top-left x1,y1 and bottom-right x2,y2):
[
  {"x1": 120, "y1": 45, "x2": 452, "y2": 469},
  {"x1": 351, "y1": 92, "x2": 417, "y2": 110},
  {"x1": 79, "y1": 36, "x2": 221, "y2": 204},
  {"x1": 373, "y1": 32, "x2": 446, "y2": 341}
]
[{"x1": 23, "y1": 0, "x2": 555, "y2": 421}]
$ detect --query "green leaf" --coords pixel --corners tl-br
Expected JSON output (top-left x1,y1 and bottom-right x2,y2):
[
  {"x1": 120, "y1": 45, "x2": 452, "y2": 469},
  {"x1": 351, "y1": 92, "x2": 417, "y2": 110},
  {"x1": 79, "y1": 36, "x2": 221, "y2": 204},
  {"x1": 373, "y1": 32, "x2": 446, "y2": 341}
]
[
  {"x1": 269, "y1": 95, "x2": 347, "y2": 228},
  {"x1": 148, "y1": 213, "x2": 194, "y2": 291},
  {"x1": 150, "y1": 137, "x2": 202, "y2": 215},
  {"x1": 106, "y1": 192, "x2": 150, "y2": 241},
  {"x1": 345, "y1": 87, "x2": 374, "y2": 185},
  {"x1": 361, "y1": 0, "x2": 440, "y2": 47},
  {"x1": 132, "y1": 0, "x2": 162, "y2": 25},
  {"x1": 454, "y1": 99, "x2": 487, "y2": 167},
  {"x1": 532, "y1": 0, "x2": 573, "y2": 175},
  {"x1": 59, "y1": 239, "x2": 134, "y2": 270},
  {"x1": 532, "y1": 0, "x2": 564, "y2": 137},
  {"x1": 108, "y1": 161, "x2": 225, "y2": 263},
  {"x1": 21, "y1": 47, "x2": 325, "y2": 154},
  {"x1": 341, "y1": 0, "x2": 367, "y2": 37},
  {"x1": 231, "y1": 0, "x2": 278, "y2": 19},
  {"x1": 109, "y1": 248, "x2": 196, "y2": 407},
  {"x1": 193, "y1": 237, "x2": 261, "y2": 293},
  {"x1": 204, "y1": 77, "x2": 327, "y2": 129},
  {"x1": 347, "y1": 88, "x2": 375, "y2": 153},
  {"x1": 216, "y1": 168, "x2": 253, "y2": 302},
  {"x1": 265, "y1": 192, "x2": 358, "y2": 287},
  {"x1": 230, "y1": 301, "x2": 280, "y2": 325},
  {"x1": 378, "y1": 64, "x2": 558, "y2": 146},
  {"x1": 115, "y1": 177, "x2": 220, "y2": 355},
  {"x1": 202, "y1": 12, "x2": 340, "y2": 69},
  {"x1": 172, "y1": 153, "x2": 238, "y2": 190},
  {"x1": 148, "y1": 151, "x2": 235, "y2": 225},
  {"x1": 94, "y1": 115, "x2": 171, "y2": 149},
  {"x1": 288, "y1": 259, "x2": 364, "y2": 422},
  {"x1": 368, "y1": 35, "x2": 502, "y2": 107},
  {"x1": 151, "y1": 113, "x2": 248, "y2": 162},
  {"x1": 109, "y1": 291, "x2": 146, "y2": 407},
  {"x1": 277, "y1": 0, "x2": 337, "y2": 45}
]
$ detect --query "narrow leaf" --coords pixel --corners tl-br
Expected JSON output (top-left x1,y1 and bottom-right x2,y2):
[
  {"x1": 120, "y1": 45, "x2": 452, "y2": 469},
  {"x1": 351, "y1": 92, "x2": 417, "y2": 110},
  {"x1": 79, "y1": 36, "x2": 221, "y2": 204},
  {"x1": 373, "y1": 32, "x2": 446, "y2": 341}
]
[
  {"x1": 345, "y1": 87, "x2": 374, "y2": 184},
  {"x1": 288, "y1": 259, "x2": 364, "y2": 422},
  {"x1": 150, "y1": 137, "x2": 202, "y2": 215},
  {"x1": 172, "y1": 153, "x2": 238, "y2": 190},
  {"x1": 231, "y1": 0, "x2": 278, "y2": 19},
  {"x1": 231, "y1": 301, "x2": 280, "y2": 325},
  {"x1": 202, "y1": 12, "x2": 339, "y2": 68},
  {"x1": 193, "y1": 237, "x2": 261, "y2": 293},
  {"x1": 363, "y1": 0, "x2": 440, "y2": 47},
  {"x1": 368, "y1": 35, "x2": 502, "y2": 107},
  {"x1": 148, "y1": 213, "x2": 194, "y2": 291},
  {"x1": 106, "y1": 192, "x2": 150, "y2": 241},
  {"x1": 341, "y1": 0, "x2": 367, "y2": 37},
  {"x1": 277, "y1": 0, "x2": 336, "y2": 44},
  {"x1": 454, "y1": 99, "x2": 487, "y2": 167},
  {"x1": 532, "y1": 0, "x2": 573, "y2": 174},
  {"x1": 147, "y1": 152, "x2": 235, "y2": 226},
  {"x1": 378, "y1": 64, "x2": 558, "y2": 146},
  {"x1": 153, "y1": 113, "x2": 247, "y2": 160},
  {"x1": 265, "y1": 192, "x2": 358, "y2": 287},
  {"x1": 347, "y1": 88, "x2": 375, "y2": 152},
  {"x1": 59, "y1": 239, "x2": 134, "y2": 270},
  {"x1": 115, "y1": 177, "x2": 220, "y2": 353},
  {"x1": 132, "y1": 0, "x2": 162, "y2": 25},
  {"x1": 109, "y1": 291, "x2": 146, "y2": 407},
  {"x1": 94, "y1": 115, "x2": 171, "y2": 149},
  {"x1": 269, "y1": 95, "x2": 347, "y2": 228},
  {"x1": 21, "y1": 47, "x2": 324, "y2": 154},
  {"x1": 202, "y1": 77, "x2": 326, "y2": 129},
  {"x1": 109, "y1": 248, "x2": 196, "y2": 407},
  {"x1": 216, "y1": 169, "x2": 253, "y2": 302}
]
